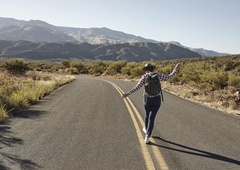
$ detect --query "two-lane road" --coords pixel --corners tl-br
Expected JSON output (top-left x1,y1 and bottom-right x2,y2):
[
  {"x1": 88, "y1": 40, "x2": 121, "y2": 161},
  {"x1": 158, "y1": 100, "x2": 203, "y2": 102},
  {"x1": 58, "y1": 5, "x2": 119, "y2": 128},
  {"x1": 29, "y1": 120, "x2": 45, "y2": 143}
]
[{"x1": 0, "y1": 76, "x2": 239, "y2": 170}]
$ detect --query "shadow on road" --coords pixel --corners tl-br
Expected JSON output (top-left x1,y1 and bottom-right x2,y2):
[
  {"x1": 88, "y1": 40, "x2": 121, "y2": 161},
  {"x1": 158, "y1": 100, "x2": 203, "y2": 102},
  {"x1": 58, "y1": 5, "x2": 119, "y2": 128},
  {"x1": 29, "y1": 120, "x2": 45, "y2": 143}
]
[
  {"x1": 0, "y1": 110, "x2": 45, "y2": 169},
  {"x1": 13, "y1": 109, "x2": 47, "y2": 119},
  {"x1": 0, "y1": 153, "x2": 42, "y2": 170},
  {"x1": 0, "y1": 123, "x2": 23, "y2": 147},
  {"x1": 151, "y1": 136, "x2": 240, "y2": 166}
]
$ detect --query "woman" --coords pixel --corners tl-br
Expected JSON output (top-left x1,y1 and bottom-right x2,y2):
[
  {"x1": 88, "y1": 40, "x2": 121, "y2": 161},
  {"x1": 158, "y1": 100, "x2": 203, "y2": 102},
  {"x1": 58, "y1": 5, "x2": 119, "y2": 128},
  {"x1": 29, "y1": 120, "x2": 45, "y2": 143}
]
[{"x1": 122, "y1": 63, "x2": 181, "y2": 144}]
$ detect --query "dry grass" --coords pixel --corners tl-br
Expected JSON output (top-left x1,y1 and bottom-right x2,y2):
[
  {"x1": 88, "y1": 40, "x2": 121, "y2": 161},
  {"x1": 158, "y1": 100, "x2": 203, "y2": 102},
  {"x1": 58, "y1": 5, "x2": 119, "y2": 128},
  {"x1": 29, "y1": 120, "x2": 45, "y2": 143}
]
[
  {"x1": 0, "y1": 71, "x2": 75, "y2": 121},
  {"x1": 162, "y1": 82, "x2": 240, "y2": 116}
]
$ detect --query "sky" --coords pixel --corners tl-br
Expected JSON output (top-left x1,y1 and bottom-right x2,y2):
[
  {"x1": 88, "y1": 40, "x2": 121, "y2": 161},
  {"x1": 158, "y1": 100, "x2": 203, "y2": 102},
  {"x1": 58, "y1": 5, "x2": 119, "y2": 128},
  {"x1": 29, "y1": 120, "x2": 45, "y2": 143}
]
[{"x1": 0, "y1": 0, "x2": 240, "y2": 54}]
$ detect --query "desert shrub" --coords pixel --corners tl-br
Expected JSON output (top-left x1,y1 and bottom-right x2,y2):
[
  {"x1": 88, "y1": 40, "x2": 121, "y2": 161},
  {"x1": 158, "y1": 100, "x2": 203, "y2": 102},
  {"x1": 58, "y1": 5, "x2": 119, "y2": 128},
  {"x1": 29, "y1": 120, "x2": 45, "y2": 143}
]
[
  {"x1": 224, "y1": 61, "x2": 240, "y2": 71},
  {"x1": 130, "y1": 66, "x2": 143, "y2": 78},
  {"x1": 0, "y1": 76, "x2": 19, "y2": 96},
  {"x1": 3, "y1": 59, "x2": 30, "y2": 75},
  {"x1": 180, "y1": 63, "x2": 201, "y2": 85},
  {"x1": 228, "y1": 73, "x2": 240, "y2": 88},
  {"x1": 88, "y1": 61, "x2": 108, "y2": 76},
  {"x1": 107, "y1": 60, "x2": 127, "y2": 75},
  {"x1": 7, "y1": 91, "x2": 29, "y2": 111},
  {"x1": 68, "y1": 67, "x2": 78, "y2": 74},
  {"x1": 121, "y1": 62, "x2": 139, "y2": 76},
  {"x1": 71, "y1": 61, "x2": 88, "y2": 74},
  {"x1": 34, "y1": 63, "x2": 52, "y2": 72},
  {"x1": 26, "y1": 71, "x2": 41, "y2": 80},
  {"x1": 0, "y1": 104, "x2": 10, "y2": 121},
  {"x1": 200, "y1": 70, "x2": 228, "y2": 90},
  {"x1": 52, "y1": 63, "x2": 64, "y2": 72},
  {"x1": 158, "y1": 64, "x2": 175, "y2": 74},
  {"x1": 61, "y1": 60, "x2": 71, "y2": 68}
]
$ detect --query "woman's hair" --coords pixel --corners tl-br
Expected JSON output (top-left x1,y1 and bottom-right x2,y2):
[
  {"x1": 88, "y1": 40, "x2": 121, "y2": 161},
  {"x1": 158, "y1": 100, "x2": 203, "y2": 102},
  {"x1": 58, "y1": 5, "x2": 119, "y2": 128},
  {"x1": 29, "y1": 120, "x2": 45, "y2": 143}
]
[{"x1": 145, "y1": 67, "x2": 154, "y2": 72}]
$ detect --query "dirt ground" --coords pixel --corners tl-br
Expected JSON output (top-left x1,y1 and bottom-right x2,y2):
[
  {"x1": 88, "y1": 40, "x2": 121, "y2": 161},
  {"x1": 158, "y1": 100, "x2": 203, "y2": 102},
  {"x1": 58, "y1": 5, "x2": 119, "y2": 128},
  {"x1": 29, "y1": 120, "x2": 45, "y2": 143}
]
[{"x1": 162, "y1": 81, "x2": 240, "y2": 116}]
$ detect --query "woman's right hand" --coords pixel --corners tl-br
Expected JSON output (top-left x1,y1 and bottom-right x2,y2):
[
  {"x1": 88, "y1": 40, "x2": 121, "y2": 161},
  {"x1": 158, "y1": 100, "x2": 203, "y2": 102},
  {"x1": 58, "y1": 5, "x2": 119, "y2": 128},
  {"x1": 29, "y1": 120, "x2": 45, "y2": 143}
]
[{"x1": 122, "y1": 93, "x2": 129, "y2": 98}]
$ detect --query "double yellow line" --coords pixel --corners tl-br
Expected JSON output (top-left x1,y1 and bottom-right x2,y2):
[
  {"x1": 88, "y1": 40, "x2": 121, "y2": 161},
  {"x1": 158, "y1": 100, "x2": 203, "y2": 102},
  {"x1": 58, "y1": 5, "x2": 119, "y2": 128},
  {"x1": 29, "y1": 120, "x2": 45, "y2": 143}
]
[{"x1": 104, "y1": 80, "x2": 169, "y2": 170}]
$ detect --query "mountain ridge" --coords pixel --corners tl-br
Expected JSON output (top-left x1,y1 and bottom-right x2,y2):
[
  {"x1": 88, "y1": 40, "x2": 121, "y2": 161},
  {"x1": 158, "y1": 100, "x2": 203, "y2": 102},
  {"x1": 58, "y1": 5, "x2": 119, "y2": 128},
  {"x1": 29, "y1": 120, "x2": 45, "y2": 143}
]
[
  {"x1": 0, "y1": 40, "x2": 201, "y2": 61},
  {"x1": 0, "y1": 17, "x2": 157, "y2": 44}
]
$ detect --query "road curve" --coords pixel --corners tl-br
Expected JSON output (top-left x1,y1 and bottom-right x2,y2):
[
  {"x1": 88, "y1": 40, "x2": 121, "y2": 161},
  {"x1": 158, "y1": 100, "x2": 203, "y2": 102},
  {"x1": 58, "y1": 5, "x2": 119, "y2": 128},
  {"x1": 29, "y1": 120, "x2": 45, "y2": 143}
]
[{"x1": 0, "y1": 76, "x2": 239, "y2": 170}]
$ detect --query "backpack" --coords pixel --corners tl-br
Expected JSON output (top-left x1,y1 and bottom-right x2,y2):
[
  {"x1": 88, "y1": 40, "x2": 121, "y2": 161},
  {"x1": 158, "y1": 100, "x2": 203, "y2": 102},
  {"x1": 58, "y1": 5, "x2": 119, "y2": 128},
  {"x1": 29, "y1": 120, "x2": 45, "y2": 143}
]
[{"x1": 144, "y1": 73, "x2": 164, "y2": 101}]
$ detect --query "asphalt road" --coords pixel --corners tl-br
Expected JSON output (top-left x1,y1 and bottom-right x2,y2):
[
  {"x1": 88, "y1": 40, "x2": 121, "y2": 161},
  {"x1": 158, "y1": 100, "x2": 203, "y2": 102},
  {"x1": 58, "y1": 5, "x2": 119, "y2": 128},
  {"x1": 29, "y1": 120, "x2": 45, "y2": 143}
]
[{"x1": 0, "y1": 76, "x2": 239, "y2": 170}]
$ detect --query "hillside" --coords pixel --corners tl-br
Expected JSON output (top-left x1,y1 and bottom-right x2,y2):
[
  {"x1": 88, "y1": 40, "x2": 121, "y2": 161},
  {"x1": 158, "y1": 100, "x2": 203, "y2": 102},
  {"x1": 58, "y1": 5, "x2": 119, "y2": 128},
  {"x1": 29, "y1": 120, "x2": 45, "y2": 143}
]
[{"x1": 0, "y1": 40, "x2": 201, "y2": 61}]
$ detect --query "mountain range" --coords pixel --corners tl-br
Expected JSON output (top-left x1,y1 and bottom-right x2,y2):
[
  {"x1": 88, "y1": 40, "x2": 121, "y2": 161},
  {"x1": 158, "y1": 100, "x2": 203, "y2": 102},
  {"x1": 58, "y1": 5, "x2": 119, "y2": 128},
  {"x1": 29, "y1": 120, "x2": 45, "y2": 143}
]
[
  {"x1": 0, "y1": 17, "x2": 228, "y2": 61},
  {"x1": 0, "y1": 40, "x2": 202, "y2": 61}
]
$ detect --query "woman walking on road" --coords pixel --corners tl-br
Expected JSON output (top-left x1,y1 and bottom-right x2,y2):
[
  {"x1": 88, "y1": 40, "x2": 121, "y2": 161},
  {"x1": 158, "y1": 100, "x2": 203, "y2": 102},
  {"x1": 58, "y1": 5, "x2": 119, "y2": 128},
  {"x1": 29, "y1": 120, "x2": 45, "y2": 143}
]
[{"x1": 122, "y1": 63, "x2": 181, "y2": 144}]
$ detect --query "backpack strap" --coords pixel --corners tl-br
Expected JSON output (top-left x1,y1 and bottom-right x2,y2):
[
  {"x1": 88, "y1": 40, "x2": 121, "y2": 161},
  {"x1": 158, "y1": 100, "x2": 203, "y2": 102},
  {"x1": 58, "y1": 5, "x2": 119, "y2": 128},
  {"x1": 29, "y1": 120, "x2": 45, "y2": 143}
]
[{"x1": 159, "y1": 81, "x2": 164, "y2": 102}]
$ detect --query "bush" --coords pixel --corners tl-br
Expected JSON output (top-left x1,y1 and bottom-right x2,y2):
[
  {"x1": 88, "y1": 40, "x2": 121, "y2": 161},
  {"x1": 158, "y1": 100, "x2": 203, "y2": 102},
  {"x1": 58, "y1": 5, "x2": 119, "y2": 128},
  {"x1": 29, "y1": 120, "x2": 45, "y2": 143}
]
[
  {"x1": 130, "y1": 66, "x2": 143, "y2": 78},
  {"x1": 61, "y1": 60, "x2": 71, "y2": 68},
  {"x1": 71, "y1": 61, "x2": 88, "y2": 74},
  {"x1": 200, "y1": 70, "x2": 228, "y2": 90},
  {"x1": 121, "y1": 62, "x2": 139, "y2": 76},
  {"x1": 228, "y1": 73, "x2": 240, "y2": 88},
  {"x1": 3, "y1": 59, "x2": 30, "y2": 75},
  {"x1": 87, "y1": 61, "x2": 108, "y2": 76},
  {"x1": 0, "y1": 104, "x2": 10, "y2": 121},
  {"x1": 106, "y1": 60, "x2": 127, "y2": 75},
  {"x1": 180, "y1": 63, "x2": 201, "y2": 85},
  {"x1": 158, "y1": 64, "x2": 175, "y2": 74},
  {"x1": 68, "y1": 67, "x2": 78, "y2": 74}
]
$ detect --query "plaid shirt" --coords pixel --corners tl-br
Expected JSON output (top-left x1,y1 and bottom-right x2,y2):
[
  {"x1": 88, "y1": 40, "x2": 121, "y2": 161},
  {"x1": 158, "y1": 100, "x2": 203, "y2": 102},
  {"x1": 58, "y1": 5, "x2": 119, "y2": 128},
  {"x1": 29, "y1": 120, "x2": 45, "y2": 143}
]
[{"x1": 126, "y1": 69, "x2": 177, "y2": 97}]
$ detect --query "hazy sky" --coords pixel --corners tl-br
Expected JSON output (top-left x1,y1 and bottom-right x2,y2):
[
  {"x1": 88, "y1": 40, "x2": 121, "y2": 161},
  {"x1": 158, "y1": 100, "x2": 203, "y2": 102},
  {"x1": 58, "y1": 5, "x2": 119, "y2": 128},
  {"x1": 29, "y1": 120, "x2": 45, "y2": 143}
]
[{"x1": 0, "y1": 0, "x2": 240, "y2": 54}]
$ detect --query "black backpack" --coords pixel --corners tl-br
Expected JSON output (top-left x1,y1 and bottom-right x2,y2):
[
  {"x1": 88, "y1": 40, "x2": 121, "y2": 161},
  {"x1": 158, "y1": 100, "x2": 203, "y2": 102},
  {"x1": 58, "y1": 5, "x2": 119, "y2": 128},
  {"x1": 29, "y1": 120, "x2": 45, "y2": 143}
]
[{"x1": 144, "y1": 73, "x2": 164, "y2": 101}]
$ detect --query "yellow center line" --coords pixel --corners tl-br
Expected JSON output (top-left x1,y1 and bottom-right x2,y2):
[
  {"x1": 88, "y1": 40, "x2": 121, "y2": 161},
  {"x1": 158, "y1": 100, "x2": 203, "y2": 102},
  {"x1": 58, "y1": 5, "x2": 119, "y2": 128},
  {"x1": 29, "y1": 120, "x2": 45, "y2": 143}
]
[
  {"x1": 125, "y1": 96, "x2": 169, "y2": 170},
  {"x1": 104, "y1": 80, "x2": 169, "y2": 170},
  {"x1": 105, "y1": 81, "x2": 155, "y2": 169}
]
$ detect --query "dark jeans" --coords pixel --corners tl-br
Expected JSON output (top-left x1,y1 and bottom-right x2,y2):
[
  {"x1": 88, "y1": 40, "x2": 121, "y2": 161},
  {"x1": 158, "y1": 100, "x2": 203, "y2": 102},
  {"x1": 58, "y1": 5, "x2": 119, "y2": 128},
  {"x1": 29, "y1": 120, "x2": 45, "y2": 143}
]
[{"x1": 143, "y1": 95, "x2": 161, "y2": 137}]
